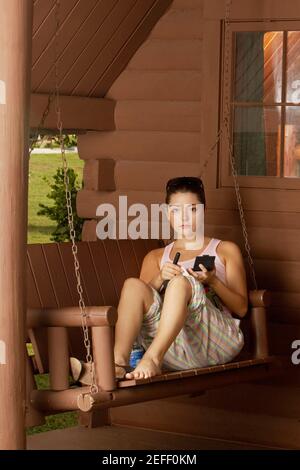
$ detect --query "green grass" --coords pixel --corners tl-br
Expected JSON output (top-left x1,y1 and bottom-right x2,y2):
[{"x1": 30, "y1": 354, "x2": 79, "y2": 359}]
[
  {"x1": 28, "y1": 152, "x2": 83, "y2": 244},
  {"x1": 27, "y1": 153, "x2": 83, "y2": 434},
  {"x1": 26, "y1": 412, "x2": 78, "y2": 435},
  {"x1": 26, "y1": 374, "x2": 78, "y2": 435}
]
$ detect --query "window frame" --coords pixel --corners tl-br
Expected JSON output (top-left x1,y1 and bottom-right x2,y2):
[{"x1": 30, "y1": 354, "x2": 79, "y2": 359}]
[{"x1": 219, "y1": 20, "x2": 300, "y2": 190}]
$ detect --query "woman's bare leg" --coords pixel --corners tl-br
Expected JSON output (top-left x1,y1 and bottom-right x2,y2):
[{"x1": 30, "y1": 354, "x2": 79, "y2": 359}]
[
  {"x1": 125, "y1": 274, "x2": 193, "y2": 380},
  {"x1": 114, "y1": 277, "x2": 155, "y2": 368},
  {"x1": 70, "y1": 278, "x2": 155, "y2": 383}
]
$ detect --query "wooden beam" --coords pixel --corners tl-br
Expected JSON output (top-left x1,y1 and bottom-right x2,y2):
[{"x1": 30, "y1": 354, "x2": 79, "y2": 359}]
[
  {"x1": 27, "y1": 306, "x2": 117, "y2": 328},
  {"x1": 0, "y1": 0, "x2": 33, "y2": 450},
  {"x1": 77, "y1": 130, "x2": 201, "y2": 162},
  {"x1": 76, "y1": 187, "x2": 300, "y2": 215},
  {"x1": 30, "y1": 94, "x2": 115, "y2": 132},
  {"x1": 29, "y1": 357, "x2": 283, "y2": 413},
  {"x1": 83, "y1": 159, "x2": 116, "y2": 191}
]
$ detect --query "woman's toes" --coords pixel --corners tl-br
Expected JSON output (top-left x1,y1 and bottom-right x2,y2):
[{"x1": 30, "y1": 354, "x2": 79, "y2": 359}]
[
  {"x1": 125, "y1": 371, "x2": 134, "y2": 379},
  {"x1": 123, "y1": 357, "x2": 161, "y2": 381}
]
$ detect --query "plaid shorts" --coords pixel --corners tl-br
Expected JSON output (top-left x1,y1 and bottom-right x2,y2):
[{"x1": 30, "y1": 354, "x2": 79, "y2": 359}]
[{"x1": 136, "y1": 274, "x2": 245, "y2": 371}]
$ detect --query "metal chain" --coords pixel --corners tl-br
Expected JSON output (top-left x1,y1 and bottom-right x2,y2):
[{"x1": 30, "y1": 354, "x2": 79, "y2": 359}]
[
  {"x1": 54, "y1": 0, "x2": 98, "y2": 394},
  {"x1": 29, "y1": 91, "x2": 56, "y2": 156},
  {"x1": 222, "y1": 0, "x2": 258, "y2": 290},
  {"x1": 199, "y1": 0, "x2": 258, "y2": 290},
  {"x1": 199, "y1": 128, "x2": 223, "y2": 178}
]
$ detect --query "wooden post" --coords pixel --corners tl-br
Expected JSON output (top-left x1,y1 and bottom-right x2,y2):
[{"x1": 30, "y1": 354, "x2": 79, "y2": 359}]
[
  {"x1": 48, "y1": 327, "x2": 70, "y2": 391},
  {"x1": 92, "y1": 326, "x2": 116, "y2": 391},
  {"x1": 0, "y1": 0, "x2": 33, "y2": 450}
]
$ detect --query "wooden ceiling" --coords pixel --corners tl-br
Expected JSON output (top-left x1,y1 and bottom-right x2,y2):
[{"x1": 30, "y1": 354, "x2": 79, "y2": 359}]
[{"x1": 31, "y1": 0, "x2": 172, "y2": 98}]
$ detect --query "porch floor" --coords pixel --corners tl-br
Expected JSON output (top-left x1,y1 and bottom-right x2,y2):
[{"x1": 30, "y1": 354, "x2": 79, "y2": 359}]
[{"x1": 27, "y1": 424, "x2": 284, "y2": 450}]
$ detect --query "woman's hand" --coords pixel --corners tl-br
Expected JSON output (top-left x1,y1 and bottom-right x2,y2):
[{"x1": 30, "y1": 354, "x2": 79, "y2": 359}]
[
  {"x1": 160, "y1": 261, "x2": 183, "y2": 281},
  {"x1": 187, "y1": 264, "x2": 217, "y2": 286}
]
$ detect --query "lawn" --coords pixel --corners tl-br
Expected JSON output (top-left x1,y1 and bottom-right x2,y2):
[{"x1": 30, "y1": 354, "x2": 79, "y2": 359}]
[
  {"x1": 28, "y1": 152, "x2": 83, "y2": 244},
  {"x1": 27, "y1": 152, "x2": 83, "y2": 434}
]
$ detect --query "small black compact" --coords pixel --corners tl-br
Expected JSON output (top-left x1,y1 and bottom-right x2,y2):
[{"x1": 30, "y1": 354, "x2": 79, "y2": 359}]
[{"x1": 192, "y1": 255, "x2": 215, "y2": 272}]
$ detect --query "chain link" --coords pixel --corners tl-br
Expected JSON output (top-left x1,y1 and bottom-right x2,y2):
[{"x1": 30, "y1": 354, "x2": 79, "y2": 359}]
[
  {"x1": 199, "y1": 0, "x2": 258, "y2": 290},
  {"x1": 29, "y1": 91, "x2": 56, "y2": 156},
  {"x1": 222, "y1": 0, "x2": 258, "y2": 290},
  {"x1": 54, "y1": 0, "x2": 98, "y2": 394}
]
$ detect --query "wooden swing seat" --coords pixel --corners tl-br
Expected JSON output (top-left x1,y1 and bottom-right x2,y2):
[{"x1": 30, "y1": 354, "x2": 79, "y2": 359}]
[{"x1": 26, "y1": 239, "x2": 284, "y2": 424}]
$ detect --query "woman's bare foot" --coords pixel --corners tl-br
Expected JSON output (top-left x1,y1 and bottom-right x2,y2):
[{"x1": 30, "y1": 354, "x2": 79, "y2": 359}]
[
  {"x1": 114, "y1": 363, "x2": 133, "y2": 379},
  {"x1": 125, "y1": 355, "x2": 162, "y2": 380}
]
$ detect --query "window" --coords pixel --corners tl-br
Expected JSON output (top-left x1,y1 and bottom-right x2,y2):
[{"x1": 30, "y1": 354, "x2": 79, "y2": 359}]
[{"x1": 220, "y1": 22, "x2": 300, "y2": 189}]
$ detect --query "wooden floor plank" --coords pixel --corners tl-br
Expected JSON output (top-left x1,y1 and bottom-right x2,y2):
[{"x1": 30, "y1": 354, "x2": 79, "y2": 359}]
[{"x1": 27, "y1": 424, "x2": 285, "y2": 450}]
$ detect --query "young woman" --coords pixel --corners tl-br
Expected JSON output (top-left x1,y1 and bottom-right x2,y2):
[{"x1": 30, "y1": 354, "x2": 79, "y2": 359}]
[{"x1": 71, "y1": 176, "x2": 247, "y2": 383}]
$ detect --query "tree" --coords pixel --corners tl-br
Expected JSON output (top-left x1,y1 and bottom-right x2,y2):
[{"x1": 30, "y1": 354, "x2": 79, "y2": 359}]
[{"x1": 38, "y1": 167, "x2": 84, "y2": 242}]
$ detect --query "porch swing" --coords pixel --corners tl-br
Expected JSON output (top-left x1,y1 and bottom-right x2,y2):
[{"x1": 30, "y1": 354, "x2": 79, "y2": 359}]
[{"x1": 26, "y1": 0, "x2": 285, "y2": 426}]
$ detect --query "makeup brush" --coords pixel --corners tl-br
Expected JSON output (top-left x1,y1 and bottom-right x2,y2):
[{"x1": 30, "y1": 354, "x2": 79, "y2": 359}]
[{"x1": 159, "y1": 251, "x2": 181, "y2": 294}]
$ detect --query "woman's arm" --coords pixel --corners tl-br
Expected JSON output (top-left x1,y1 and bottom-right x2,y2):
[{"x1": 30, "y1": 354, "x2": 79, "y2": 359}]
[
  {"x1": 139, "y1": 250, "x2": 164, "y2": 291},
  {"x1": 209, "y1": 241, "x2": 248, "y2": 318}
]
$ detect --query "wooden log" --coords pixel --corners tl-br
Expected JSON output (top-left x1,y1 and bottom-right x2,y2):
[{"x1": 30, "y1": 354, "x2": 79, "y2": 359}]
[
  {"x1": 114, "y1": 160, "x2": 202, "y2": 190},
  {"x1": 114, "y1": 100, "x2": 202, "y2": 132},
  {"x1": 25, "y1": 355, "x2": 45, "y2": 428},
  {"x1": 29, "y1": 360, "x2": 283, "y2": 413},
  {"x1": 48, "y1": 327, "x2": 69, "y2": 391},
  {"x1": 78, "y1": 130, "x2": 201, "y2": 162},
  {"x1": 0, "y1": 0, "x2": 33, "y2": 450},
  {"x1": 82, "y1": 220, "x2": 99, "y2": 242},
  {"x1": 31, "y1": 387, "x2": 112, "y2": 412},
  {"x1": 76, "y1": 189, "x2": 167, "y2": 220},
  {"x1": 248, "y1": 290, "x2": 271, "y2": 308},
  {"x1": 250, "y1": 307, "x2": 269, "y2": 358},
  {"x1": 82, "y1": 207, "x2": 300, "y2": 232},
  {"x1": 106, "y1": 70, "x2": 202, "y2": 100},
  {"x1": 27, "y1": 306, "x2": 117, "y2": 328},
  {"x1": 127, "y1": 39, "x2": 202, "y2": 71},
  {"x1": 83, "y1": 159, "x2": 116, "y2": 191},
  {"x1": 30, "y1": 94, "x2": 115, "y2": 131},
  {"x1": 77, "y1": 358, "x2": 282, "y2": 412},
  {"x1": 92, "y1": 326, "x2": 116, "y2": 391},
  {"x1": 76, "y1": 185, "x2": 300, "y2": 215}
]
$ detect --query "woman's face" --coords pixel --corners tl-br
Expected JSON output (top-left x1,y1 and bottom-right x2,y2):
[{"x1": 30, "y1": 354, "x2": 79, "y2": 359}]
[{"x1": 167, "y1": 191, "x2": 204, "y2": 241}]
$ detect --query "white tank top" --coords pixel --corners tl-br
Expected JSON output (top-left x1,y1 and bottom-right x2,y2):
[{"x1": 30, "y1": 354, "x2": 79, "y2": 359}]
[{"x1": 159, "y1": 238, "x2": 241, "y2": 326}]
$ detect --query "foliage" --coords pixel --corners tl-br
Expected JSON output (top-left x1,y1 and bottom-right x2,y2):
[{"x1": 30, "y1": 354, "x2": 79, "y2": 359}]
[
  {"x1": 28, "y1": 152, "x2": 83, "y2": 244},
  {"x1": 32, "y1": 134, "x2": 77, "y2": 149},
  {"x1": 37, "y1": 167, "x2": 84, "y2": 242}
]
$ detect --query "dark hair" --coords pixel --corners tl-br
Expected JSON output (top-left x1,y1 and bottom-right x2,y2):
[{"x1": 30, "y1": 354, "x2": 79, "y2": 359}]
[{"x1": 165, "y1": 176, "x2": 206, "y2": 208}]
